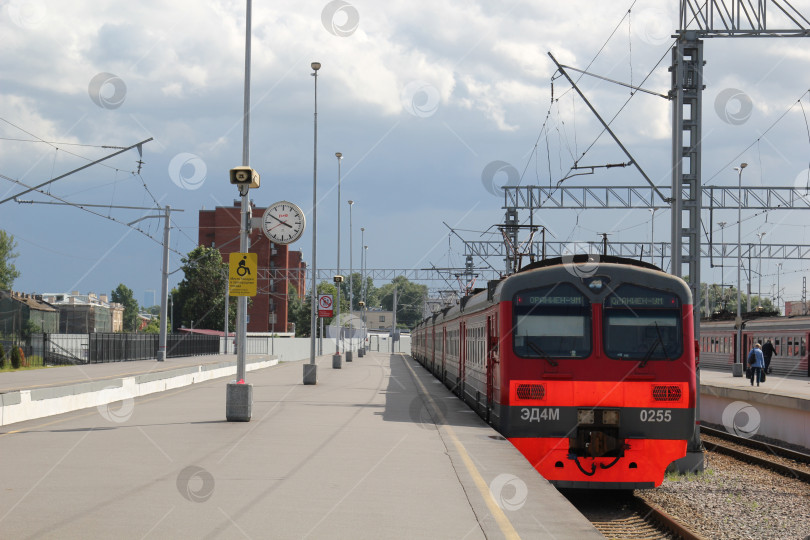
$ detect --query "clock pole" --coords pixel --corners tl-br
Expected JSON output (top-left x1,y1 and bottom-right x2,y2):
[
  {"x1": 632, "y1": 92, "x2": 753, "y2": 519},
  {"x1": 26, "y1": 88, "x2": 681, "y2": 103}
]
[{"x1": 226, "y1": 0, "x2": 254, "y2": 422}]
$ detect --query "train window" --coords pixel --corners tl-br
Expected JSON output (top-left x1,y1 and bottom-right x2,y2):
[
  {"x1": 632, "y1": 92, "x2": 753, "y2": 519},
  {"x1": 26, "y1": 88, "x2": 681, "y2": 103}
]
[
  {"x1": 603, "y1": 284, "x2": 683, "y2": 361},
  {"x1": 513, "y1": 283, "x2": 591, "y2": 359},
  {"x1": 802, "y1": 337, "x2": 807, "y2": 357}
]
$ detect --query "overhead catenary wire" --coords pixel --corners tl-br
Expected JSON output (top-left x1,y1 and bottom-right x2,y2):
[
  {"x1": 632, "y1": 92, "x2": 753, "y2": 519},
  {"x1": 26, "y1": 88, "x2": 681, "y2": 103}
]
[{"x1": 703, "y1": 89, "x2": 810, "y2": 184}]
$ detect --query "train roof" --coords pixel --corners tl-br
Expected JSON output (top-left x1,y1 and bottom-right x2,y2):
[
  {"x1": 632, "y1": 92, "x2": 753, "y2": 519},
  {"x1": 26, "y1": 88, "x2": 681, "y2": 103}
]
[
  {"x1": 499, "y1": 256, "x2": 691, "y2": 304},
  {"x1": 518, "y1": 254, "x2": 661, "y2": 273},
  {"x1": 701, "y1": 315, "x2": 810, "y2": 331},
  {"x1": 414, "y1": 256, "x2": 691, "y2": 329}
]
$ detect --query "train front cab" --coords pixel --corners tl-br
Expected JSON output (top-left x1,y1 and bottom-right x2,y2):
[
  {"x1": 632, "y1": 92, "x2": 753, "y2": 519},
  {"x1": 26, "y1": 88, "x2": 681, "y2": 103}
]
[{"x1": 495, "y1": 264, "x2": 697, "y2": 489}]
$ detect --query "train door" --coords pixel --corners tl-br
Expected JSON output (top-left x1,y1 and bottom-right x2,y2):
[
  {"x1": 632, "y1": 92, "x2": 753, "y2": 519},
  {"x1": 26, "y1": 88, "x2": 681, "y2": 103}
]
[
  {"x1": 485, "y1": 314, "x2": 497, "y2": 422},
  {"x1": 442, "y1": 327, "x2": 448, "y2": 382},
  {"x1": 441, "y1": 326, "x2": 446, "y2": 379},
  {"x1": 804, "y1": 332, "x2": 809, "y2": 377},
  {"x1": 430, "y1": 325, "x2": 436, "y2": 369},
  {"x1": 459, "y1": 321, "x2": 466, "y2": 397}
]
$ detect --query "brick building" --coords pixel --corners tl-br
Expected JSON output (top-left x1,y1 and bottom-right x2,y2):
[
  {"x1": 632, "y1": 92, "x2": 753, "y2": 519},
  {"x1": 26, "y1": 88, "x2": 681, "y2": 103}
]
[{"x1": 198, "y1": 202, "x2": 307, "y2": 333}]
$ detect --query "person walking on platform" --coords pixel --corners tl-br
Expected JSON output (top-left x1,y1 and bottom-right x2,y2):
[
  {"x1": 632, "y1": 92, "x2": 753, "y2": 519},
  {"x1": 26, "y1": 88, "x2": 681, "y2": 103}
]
[
  {"x1": 747, "y1": 343, "x2": 765, "y2": 386},
  {"x1": 761, "y1": 339, "x2": 777, "y2": 374}
]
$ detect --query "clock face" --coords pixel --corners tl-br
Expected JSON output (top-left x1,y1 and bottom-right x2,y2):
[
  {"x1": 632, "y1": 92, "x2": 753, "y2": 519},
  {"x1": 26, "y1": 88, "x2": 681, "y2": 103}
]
[{"x1": 261, "y1": 201, "x2": 306, "y2": 245}]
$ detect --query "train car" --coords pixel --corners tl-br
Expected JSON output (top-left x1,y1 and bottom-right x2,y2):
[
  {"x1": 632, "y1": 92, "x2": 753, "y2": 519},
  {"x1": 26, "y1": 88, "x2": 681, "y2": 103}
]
[
  {"x1": 699, "y1": 317, "x2": 810, "y2": 376},
  {"x1": 412, "y1": 255, "x2": 697, "y2": 489}
]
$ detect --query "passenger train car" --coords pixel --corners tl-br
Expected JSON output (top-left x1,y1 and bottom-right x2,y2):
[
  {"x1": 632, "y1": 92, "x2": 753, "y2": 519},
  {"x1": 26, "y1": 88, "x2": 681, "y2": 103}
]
[
  {"x1": 699, "y1": 317, "x2": 810, "y2": 376},
  {"x1": 412, "y1": 255, "x2": 697, "y2": 489}
]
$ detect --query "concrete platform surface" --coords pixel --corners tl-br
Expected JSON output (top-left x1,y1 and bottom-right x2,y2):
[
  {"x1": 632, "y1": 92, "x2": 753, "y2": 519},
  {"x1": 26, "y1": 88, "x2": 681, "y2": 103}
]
[
  {"x1": 0, "y1": 352, "x2": 601, "y2": 540},
  {"x1": 700, "y1": 368, "x2": 810, "y2": 401}
]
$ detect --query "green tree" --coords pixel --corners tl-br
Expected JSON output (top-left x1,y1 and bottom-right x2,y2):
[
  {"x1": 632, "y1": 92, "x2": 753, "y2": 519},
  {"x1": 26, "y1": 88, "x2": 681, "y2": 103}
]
[
  {"x1": 377, "y1": 276, "x2": 427, "y2": 329},
  {"x1": 142, "y1": 316, "x2": 161, "y2": 334},
  {"x1": 0, "y1": 230, "x2": 21, "y2": 290},
  {"x1": 172, "y1": 246, "x2": 235, "y2": 330},
  {"x1": 698, "y1": 282, "x2": 777, "y2": 317},
  {"x1": 0, "y1": 343, "x2": 6, "y2": 369},
  {"x1": 339, "y1": 272, "x2": 377, "y2": 311},
  {"x1": 288, "y1": 281, "x2": 343, "y2": 337},
  {"x1": 111, "y1": 283, "x2": 139, "y2": 332},
  {"x1": 11, "y1": 346, "x2": 22, "y2": 369}
]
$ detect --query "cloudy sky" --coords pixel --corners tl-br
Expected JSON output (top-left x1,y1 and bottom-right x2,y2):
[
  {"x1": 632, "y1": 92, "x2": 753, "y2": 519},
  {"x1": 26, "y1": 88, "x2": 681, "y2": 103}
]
[{"x1": 2, "y1": 0, "x2": 810, "y2": 309}]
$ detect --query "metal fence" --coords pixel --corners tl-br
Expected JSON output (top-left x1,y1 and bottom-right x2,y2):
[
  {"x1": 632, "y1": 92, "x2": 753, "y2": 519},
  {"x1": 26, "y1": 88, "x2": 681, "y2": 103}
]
[{"x1": 12, "y1": 333, "x2": 221, "y2": 365}]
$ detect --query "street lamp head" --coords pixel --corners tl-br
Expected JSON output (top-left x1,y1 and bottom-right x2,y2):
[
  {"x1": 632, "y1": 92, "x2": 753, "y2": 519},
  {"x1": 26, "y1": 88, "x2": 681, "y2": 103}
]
[
  {"x1": 348, "y1": 200, "x2": 354, "y2": 206},
  {"x1": 335, "y1": 152, "x2": 342, "y2": 159},
  {"x1": 740, "y1": 162, "x2": 748, "y2": 169},
  {"x1": 311, "y1": 62, "x2": 321, "y2": 71},
  {"x1": 360, "y1": 227, "x2": 364, "y2": 232}
]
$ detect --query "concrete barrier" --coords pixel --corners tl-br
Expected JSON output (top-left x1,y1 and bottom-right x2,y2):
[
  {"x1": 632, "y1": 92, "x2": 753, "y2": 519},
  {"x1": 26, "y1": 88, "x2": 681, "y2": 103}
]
[{"x1": 0, "y1": 357, "x2": 277, "y2": 427}]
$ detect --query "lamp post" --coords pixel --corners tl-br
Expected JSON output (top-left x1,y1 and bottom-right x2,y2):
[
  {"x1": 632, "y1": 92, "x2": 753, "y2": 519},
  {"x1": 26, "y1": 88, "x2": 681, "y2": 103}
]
[
  {"x1": 364, "y1": 244, "x2": 368, "y2": 348},
  {"x1": 304, "y1": 61, "x2": 321, "y2": 386},
  {"x1": 333, "y1": 152, "x2": 343, "y2": 369},
  {"x1": 733, "y1": 163, "x2": 747, "y2": 323},
  {"x1": 359, "y1": 226, "x2": 365, "y2": 355},
  {"x1": 777, "y1": 262, "x2": 783, "y2": 314},
  {"x1": 733, "y1": 163, "x2": 747, "y2": 369},
  {"x1": 718, "y1": 221, "x2": 727, "y2": 310},
  {"x1": 756, "y1": 232, "x2": 766, "y2": 308},
  {"x1": 347, "y1": 199, "x2": 354, "y2": 362}
]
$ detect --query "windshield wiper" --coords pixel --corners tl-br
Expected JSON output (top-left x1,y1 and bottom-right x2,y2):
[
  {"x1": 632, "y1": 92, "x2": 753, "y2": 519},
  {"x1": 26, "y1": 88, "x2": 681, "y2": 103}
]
[
  {"x1": 528, "y1": 341, "x2": 558, "y2": 367},
  {"x1": 639, "y1": 322, "x2": 670, "y2": 368}
]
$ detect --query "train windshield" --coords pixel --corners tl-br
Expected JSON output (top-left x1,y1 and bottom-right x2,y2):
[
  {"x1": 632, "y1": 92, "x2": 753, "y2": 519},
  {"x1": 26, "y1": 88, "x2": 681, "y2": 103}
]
[
  {"x1": 603, "y1": 284, "x2": 683, "y2": 361},
  {"x1": 513, "y1": 283, "x2": 591, "y2": 359}
]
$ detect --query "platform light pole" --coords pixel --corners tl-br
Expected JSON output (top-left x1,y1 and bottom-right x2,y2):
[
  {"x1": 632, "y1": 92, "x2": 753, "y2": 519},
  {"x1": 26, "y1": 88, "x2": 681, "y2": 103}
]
[
  {"x1": 777, "y1": 262, "x2": 783, "y2": 314},
  {"x1": 718, "y1": 221, "x2": 727, "y2": 309},
  {"x1": 363, "y1": 244, "x2": 368, "y2": 348},
  {"x1": 347, "y1": 199, "x2": 354, "y2": 362},
  {"x1": 360, "y1": 226, "x2": 364, "y2": 354},
  {"x1": 757, "y1": 232, "x2": 766, "y2": 308},
  {"x1": 734, "y1": 163, "x2": 747, "y2": 323},
  {"x1": 304, "y1": 61, "x2": 321, "y2": 386},
  {"x1": 333, "y1": 152, "x2": 343, "y2": 369}
]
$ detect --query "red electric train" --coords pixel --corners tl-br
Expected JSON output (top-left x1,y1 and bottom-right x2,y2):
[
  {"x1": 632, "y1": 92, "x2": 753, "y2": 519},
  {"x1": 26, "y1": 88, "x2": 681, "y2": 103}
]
[
  {"x1": 700, "y1": 317, "x2": 810, "y2": 376},
  {"x1": 412, "y1": 255, "x2": 698, "y2": 489}
]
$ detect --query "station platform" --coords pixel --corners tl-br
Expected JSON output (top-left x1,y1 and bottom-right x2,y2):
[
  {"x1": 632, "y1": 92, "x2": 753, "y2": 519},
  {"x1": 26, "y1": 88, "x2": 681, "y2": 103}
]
[
  {"x1": 0, "y1": 352, "x2": 601, "y2": 539},
  {"x1": 699, "y1": 368, "x2": 810, "y2": 450}
]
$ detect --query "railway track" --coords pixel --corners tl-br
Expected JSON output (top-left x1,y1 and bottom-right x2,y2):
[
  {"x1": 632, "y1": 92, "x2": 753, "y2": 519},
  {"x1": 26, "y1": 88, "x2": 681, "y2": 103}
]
[
  {"x1": 700, "y1": 425, "x2": 810, "y2": 483},
  {"x1": 564, "y1": 491, "x2": 706, "y2": 540}
]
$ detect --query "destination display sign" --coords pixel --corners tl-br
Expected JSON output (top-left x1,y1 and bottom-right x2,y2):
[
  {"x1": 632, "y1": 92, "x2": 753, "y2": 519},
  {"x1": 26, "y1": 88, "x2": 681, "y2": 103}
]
[
  {"x1": 607, "y1": 288, "x2": 678, "y2": 308},
  {"x1": 515, "y1": 293, "x2": 585, "y2": 306}
]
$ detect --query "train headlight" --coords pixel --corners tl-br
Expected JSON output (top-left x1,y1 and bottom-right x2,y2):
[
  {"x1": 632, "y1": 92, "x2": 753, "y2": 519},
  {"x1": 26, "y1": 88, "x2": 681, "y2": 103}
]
[
  {"x1": 602, "y1": 409, "x2": 620, "y2": 425},
  {"x1": 577, "y1": 409, "x2": 595, "y2": 424}
]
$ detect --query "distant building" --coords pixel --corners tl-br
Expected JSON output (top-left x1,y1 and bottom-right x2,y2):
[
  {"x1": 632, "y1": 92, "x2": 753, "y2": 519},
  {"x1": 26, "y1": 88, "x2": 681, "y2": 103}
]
[
  {"x1": 0, "y1": 291, "x2": 59, "y2": 334},
  {"x1": 41, "y1": 292, "x2": 124, "y2": 333},
  {"x1": 198, "y1": 202, "x2": 307, "y2": 333},
  {"x1": 786, "y1": 301, "x2": 810, "y2": 317},
  {"x1": 351, "y1": 309, "x2": 395, "y2": 331}
]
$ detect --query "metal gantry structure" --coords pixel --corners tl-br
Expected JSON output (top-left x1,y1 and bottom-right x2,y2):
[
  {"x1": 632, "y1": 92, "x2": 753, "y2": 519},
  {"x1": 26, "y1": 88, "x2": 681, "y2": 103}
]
[
  {"x1": 257, "y1": 267, "x2": 503, "y2": 283},
  {"x1": 671, "y1": 0, "x2": 810, "y2": 321},
  {"x1": 463, "y1": 240, "x2": 810, "y2": 262},
  {"x1": 477, "y1": 1, "x2": 810, "y2": 474}
]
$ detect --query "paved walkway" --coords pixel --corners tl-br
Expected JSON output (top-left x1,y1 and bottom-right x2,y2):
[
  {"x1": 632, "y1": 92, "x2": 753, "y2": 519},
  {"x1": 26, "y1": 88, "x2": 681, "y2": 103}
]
[
  {"x1": 0, "y1": 352, "x2": 600, "y2": 539},
  {"x1": 700, "y1": 368, "x2": 810, "y2": 400}
]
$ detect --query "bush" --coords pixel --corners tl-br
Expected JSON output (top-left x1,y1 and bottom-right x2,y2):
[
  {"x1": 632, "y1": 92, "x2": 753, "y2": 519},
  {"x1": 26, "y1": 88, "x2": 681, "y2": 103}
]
[
  {"x1": 0, "y1": 343, "x2": 5, "y2": 368},
  {"x1": 11, "y1": 346, "x2": 21, "y2": 369}
]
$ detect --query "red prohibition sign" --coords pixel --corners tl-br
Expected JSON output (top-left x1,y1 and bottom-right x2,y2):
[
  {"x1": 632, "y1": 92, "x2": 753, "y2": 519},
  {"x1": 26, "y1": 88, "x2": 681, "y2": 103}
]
[{"x1": 319, "y1": 295, "x2": 332, "y2": 309}]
